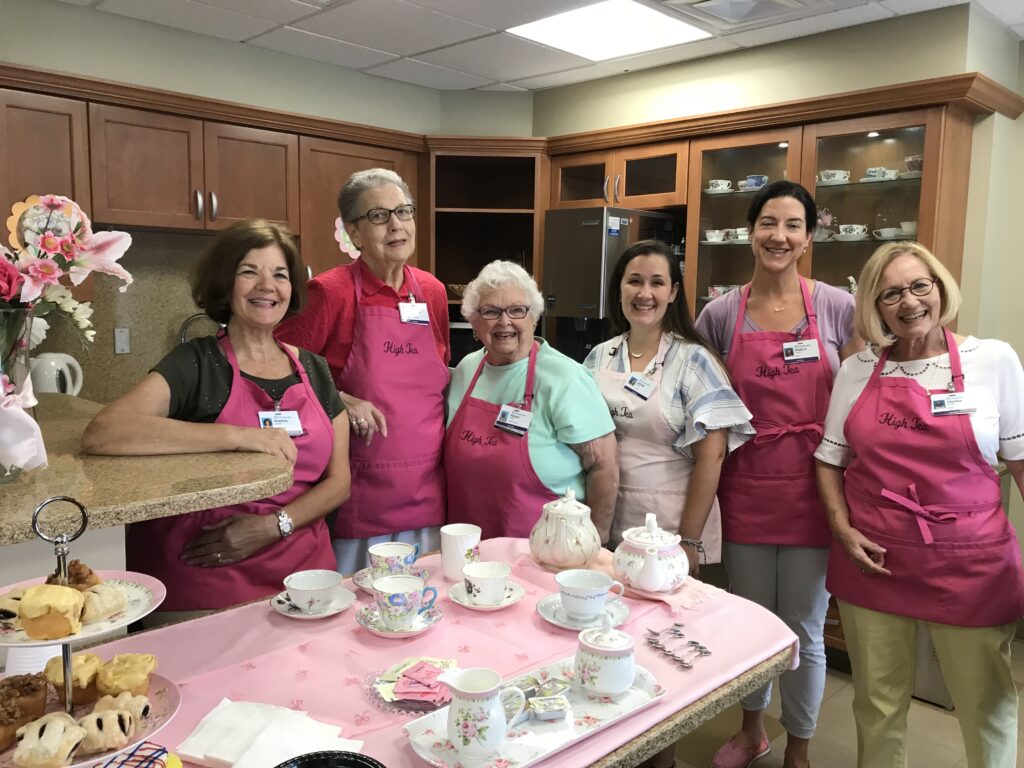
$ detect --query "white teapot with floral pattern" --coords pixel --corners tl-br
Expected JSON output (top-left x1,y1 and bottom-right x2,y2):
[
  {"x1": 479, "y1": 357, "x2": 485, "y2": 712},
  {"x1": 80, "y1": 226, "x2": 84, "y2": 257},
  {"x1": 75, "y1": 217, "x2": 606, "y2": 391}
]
[
  {"x1": 612, "y1": 513, "x2": 688, "y2": 593},
  {"x1": 528, "y1": 488, "x2": 601, "y2": 570}
]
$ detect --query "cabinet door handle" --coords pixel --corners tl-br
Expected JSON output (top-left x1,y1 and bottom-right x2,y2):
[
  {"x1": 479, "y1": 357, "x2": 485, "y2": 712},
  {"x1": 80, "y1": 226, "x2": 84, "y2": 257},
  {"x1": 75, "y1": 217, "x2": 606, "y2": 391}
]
[
  {"x1": 209, "y1": 191, "x2": 219, "y2": 222},
  {"x1": 194, "y1": 190, "x2": 204, "y2": 221},
  {"x1": 306, "y1": 265, "x2": 313, "y2": 281},
  {"x1": 602, "y1": 175, "x2": 610, "y2": 204},
  {"x1": 614, "y1": 174, "x2": 621, "y2": 203}
]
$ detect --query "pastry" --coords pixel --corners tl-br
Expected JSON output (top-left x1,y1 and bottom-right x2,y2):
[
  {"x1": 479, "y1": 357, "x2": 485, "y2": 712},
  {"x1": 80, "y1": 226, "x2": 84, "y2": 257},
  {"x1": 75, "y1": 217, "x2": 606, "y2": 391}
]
[
  {"x1": 97, "y1": 654, "x2": 158, "y2": 697},
  {"x1": 44, "y1": 653, "x2": 102, "y2": 706},
  {"x1": 45, "y1": 560, "x2": 101, "y2": 592},
  {"x1": 0, "y1": 587, "x2": 25, "y2": 624},
  {"x1": 80, "y1": 584, "x2": 126, "y2": 625},
  {"x1": 18, "y1": 585, "x2": 84, "y2": 641},
  {"x1": 13, "y1": 713, "x2": 86, "y2": 768},
  {"x1": 0, "y1": 700, "x2": 25, "y2": 752},
  {"x1": 94, "y1": 692, "x2": 150, "y2": 723},
  {"x1": 0, "y1": 674, "x2": 48, "y2": 723},
  {"x1": 76, "y1": 709, "x2": 135, "y2": 755}
]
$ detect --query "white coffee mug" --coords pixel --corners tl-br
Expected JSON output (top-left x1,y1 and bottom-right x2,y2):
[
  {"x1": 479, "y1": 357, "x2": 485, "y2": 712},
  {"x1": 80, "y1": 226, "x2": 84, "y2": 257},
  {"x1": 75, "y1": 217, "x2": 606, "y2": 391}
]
[
  {"x1": 707, "y1": 179, "x2": 732, "y2": 190},
  {"x1": 283, "y1": 569, "x2": 341, "y2": 614},
  {"x1": 441, "y1": 523, "x2": 481, "y2": 581},
  {"x1": 462, "y1": 561, "x2": 510, "y2": 606},
  {"x1": 555, "y1": 569, "x2": 624, "y2": 622}
]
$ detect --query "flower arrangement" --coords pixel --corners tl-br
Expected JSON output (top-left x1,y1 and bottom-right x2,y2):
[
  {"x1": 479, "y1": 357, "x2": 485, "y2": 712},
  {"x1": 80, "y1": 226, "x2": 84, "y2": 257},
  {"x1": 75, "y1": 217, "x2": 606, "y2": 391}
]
[
  {"x1": 1, "y1": 195, "x2": 133, "y2": 347},
  {"x1": 816, "y1": 207, "x2": 835, "y2": 231}
]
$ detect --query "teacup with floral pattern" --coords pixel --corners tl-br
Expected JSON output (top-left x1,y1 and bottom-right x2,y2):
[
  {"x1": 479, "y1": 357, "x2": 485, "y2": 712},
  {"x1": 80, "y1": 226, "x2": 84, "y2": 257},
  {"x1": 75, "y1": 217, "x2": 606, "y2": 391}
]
[
  {"x1": 368, "y1": 541, "x2": 420, "y2": 580},
  {"x1": 372, "y1": 574, "x2": 438, "y2": 631}
]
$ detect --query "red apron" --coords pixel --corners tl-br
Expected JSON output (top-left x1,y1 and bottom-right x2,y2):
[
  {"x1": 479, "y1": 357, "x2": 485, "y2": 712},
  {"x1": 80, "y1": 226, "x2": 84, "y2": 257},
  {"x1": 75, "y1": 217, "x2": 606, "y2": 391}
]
[
  {"x1": 333, "y1": 265, "x2": 449, "y2": 538},
  {"x1": 718, "y1": 278, "x2": 833, "y2": 547},
  {"x1": 128, "y1": 333, "x2": 336, "y2": 611},
  {"x1": 827, "y1": 328, "x2": 1024, "y2": 626},
  {"x1": 443, "y1": 342, "x2": 559, "y2": 539}
]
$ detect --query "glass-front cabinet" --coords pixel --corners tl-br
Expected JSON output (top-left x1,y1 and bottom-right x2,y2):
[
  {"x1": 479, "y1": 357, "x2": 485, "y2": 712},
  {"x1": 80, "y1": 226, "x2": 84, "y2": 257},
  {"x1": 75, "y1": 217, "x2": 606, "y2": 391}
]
[
  {"x1": 550, "y1": 141, "x2": 688, "y2": 209},
  {"x1": 684, "y1": 127, "x2": 802, "y2": 315}
]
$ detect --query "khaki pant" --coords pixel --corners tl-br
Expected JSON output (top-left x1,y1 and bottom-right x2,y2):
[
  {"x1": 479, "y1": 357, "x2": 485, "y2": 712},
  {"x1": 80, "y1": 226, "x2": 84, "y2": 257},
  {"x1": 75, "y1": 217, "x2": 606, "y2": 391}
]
[{"x1": 838, "y1": 599, "x2": 1018, "y2": 768}]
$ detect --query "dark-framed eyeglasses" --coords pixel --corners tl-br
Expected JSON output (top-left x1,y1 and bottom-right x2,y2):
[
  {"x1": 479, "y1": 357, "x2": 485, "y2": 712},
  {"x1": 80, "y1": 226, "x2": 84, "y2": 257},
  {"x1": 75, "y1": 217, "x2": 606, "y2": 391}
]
[
  {"x1": 478, "y1": 305, "x2": 530, "y2": 320},
  {"x1": 876, "y1": 277, "x2": 938, "y2": 306},
  {"x1": 350, "y1": 204, "x2": 416, "y2": 225}
]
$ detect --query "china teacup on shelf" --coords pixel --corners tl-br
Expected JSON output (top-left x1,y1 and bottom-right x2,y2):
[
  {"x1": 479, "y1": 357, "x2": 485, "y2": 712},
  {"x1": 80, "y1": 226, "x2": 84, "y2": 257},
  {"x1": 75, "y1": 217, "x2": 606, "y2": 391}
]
[
  {"x1": 707, "y1": 179, "x2": 732, "y2": 191},
  {"x1": 873, "y1": 227, "x2": 902, "y2": 239},
  {"x1": 705, "y1": 230, "x2": 726, "y2": 242},
  {"x1": 900, "y1": 220, "x2": 918, "y2": 235},
  {"x1": 865, "y1": 166, "x2": 899, "y2": 180},
  {"x1": 819, "y1": 169, "x2": 850, "y2": 183},
  {"x1": 839, "y1": 224, "x2": 868, "y2": 236}
]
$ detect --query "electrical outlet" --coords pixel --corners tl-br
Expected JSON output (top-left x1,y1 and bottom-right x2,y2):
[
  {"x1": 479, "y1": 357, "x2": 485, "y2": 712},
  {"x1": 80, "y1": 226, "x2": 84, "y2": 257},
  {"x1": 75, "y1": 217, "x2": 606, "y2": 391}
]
[{"x1": 114, "y1": 327, "x2": 131, "y2": 354}]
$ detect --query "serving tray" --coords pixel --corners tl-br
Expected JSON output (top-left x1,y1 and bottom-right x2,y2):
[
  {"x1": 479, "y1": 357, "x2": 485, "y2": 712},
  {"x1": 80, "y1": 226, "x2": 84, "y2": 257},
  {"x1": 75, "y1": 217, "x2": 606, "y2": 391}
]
[{"x1": 403, "y1": 656, "x2": 664, "y2": 767}]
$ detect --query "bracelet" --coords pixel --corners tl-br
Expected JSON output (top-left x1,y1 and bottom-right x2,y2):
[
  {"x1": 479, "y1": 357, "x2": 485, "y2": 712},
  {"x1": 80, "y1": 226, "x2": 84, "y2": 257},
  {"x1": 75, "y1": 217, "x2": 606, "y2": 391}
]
[{"x1": 680, "y1": 537, "x2": 707, "y2": 564}]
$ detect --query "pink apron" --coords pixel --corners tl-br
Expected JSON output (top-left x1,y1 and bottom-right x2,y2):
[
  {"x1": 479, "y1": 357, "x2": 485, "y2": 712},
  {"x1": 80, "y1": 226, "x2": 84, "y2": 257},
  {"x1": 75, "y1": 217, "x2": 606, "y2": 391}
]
[
  {"x1": 333, "y1": 265, "x2": 449, "y2": 539},
  {"x1": 827, "y1": 328, "x2": 1024, "y2": 626},
  {"x1": 443, "y1": 343, "x2": 559, "y2": 539},
  {"x1": 597, "y1": 334, "x2": 723, "y2": 561},
  {"x1": 718, "y1": 278, "x2": 833, "y2": 547},
  {"x1": 128, "y1": 333, "x2": 336, "y2": 611}
]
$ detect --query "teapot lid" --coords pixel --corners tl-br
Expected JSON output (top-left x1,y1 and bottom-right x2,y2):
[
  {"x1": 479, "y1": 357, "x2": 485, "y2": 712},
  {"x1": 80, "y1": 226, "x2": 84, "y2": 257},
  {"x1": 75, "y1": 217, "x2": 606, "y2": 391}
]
[
  {"x1": 543, "y1": 488, "x2": 590, "y2": 516},
  {"x1": 622, "y1": 512, "x2": 680, "y2": 548},
  {"x1": 579, "y1": 613, "x2": 633, "y2": 655}
]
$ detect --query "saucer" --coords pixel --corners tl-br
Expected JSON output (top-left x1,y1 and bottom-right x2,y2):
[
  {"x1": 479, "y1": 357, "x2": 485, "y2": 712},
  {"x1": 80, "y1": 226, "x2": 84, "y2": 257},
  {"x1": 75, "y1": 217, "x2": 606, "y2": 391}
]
[
  {"x1": 816, "y1": 179, "x2": 850, "y2": 186},
  {"x1": 448, "y1": 581, "x2": 525, "y2": 612},
  {"x1": 700, "y1": 240, "x2": 730, "y2": 245},
  {"x1": 835, "y1": 233, "x2": 869, "y2": 241},
  {"x1": 859, "y1": 177, "x2": 896, "y2": 183},
  {"x1": 355, "y1": 604, "x2": 442, "y2": 638},
  {"x1": 352, "y1": 566, "x2": 430, "y2": 594},
  {"x1": 703, "y1": 187, "x2": 733, "y2": 195},
  {"x1": 899, "y1": 170, "x2": 922, "y2": 179},
  {"x1": 270, "y1": 587, "x2": 355, "y2": 620},
  {"x1": 874, "y1": 233, "x2": 906, "y2": 241},
  {"x1": 535, "y1": 593, "x2": 629, "y2": 631}
]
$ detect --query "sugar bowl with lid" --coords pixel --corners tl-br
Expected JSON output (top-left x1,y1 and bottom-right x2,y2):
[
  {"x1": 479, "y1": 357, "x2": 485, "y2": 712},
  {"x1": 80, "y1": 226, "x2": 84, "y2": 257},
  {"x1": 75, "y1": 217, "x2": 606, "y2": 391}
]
[
  {"x1": 612, "y1": 512, "x2": 689, "y2": 593},
  {"x1": 574, "y1": 613, "x2": 636, "y2": 697}
]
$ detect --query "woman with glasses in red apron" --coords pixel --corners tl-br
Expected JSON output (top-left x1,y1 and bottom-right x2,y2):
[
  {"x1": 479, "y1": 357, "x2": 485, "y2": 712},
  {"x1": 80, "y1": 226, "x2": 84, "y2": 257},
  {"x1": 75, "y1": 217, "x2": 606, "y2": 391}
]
[{"x1": 816, "y1": 242, "x2": 1024, "y2": 768}]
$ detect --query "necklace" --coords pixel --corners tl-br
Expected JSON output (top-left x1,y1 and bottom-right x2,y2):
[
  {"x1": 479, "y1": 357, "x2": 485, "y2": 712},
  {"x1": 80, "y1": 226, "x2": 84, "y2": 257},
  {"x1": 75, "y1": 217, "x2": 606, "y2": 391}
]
[{"x1": 629, "y1": 350, "x2": 645, "y2": 359}]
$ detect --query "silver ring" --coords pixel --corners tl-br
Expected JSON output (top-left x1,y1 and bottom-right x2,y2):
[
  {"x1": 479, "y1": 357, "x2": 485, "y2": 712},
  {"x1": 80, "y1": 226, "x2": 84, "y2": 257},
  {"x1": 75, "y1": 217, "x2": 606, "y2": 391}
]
[{"x1": 357, "y1": 418, "x2": 367, "y2": 424}]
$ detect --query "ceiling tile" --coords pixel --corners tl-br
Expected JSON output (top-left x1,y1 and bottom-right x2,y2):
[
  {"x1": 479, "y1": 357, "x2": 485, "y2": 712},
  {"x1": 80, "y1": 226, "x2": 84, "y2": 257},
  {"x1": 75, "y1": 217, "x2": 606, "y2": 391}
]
[
  {"x1": 418, "y1": 32, "x2": 592, "y2": 81},
  {"x1": 192, "y1": 0, "x2": 321, "y2": 25},
  {"x1": 293, "y1": 0, "x2": 491, "y2": 55},
  {"x1": 475, "y1": 83, "x2": 529, "y2": 92},
  {"x1": 403, "y1": 0, "x2": 596, "y2": 29},
  {"x1": 249, "y1": 26, "x2": 398, "y2": 68},
  {"x1": 976, "y1": 0, "x2": 1024, "y2": 26},
  {"x1": 95, "y1": 0, "x2": 277, "y2": 41},
  {"x1": 56, "y1": 0, "x2": 102, "y2": 6},
  {"x1": 727, "y1": 3, "x2": 894, "y2": 47},
  {"x1": 365, "y1": 58, "x2": 494, "y2": 89},
  {"x1": 877, "y1": 0, "x2": 964, "y2": 13}
]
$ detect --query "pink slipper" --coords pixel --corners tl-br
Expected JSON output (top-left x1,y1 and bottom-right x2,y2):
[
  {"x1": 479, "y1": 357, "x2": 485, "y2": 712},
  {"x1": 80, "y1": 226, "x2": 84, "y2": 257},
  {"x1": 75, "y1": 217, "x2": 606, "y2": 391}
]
[{"x1": 711, "y1": 733, "x2": 771, "y2": 768}]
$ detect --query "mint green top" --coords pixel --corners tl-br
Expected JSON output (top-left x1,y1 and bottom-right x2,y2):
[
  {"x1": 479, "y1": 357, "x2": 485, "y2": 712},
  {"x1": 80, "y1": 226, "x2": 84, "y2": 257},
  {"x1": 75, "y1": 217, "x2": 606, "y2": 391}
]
[{"x1": 446, "y1": 340, "x2": 615, "y2": 499}]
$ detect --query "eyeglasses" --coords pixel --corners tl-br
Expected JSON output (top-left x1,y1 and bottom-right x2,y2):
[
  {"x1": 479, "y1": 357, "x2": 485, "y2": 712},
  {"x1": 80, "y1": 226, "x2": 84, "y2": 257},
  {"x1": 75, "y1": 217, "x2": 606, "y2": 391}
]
[
  {"x1": 876, "y1": 277, "x2": 938, "y2": 306},
  {"x1": 477, "y1": 305, "x2": 530, "y2": 320},
  {"x1": 350, "y1": 204, "x2": 416, "y2": 225}
]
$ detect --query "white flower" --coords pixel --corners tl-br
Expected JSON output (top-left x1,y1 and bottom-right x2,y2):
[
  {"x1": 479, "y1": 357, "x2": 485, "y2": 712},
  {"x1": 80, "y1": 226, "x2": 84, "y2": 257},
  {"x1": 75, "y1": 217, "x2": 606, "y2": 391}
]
[
  {"x1": 42, "y1": 283, "x2": 75, "y2": 311},
  {"x1": 29, "y1": 316, "x2": 49, "y2": 351},
  {"x1": 71, "y1": 301, "x2": 93, "y2": 328},
  {"x1": 84, "y1": 328, "x2": 96, "y2": 343}
]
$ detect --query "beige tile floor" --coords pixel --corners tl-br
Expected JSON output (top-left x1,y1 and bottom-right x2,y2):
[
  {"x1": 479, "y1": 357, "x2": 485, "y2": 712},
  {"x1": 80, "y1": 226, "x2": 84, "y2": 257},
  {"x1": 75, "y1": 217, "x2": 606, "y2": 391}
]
[{"x1": 674, "y1": 640, "x2": 1024, "y2": 768}]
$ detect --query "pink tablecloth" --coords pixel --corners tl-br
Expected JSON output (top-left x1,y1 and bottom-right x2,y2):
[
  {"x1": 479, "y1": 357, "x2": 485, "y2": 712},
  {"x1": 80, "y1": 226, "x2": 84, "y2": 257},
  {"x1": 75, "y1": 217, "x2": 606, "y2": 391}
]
[{"x1": 97, "y1": 538, "x2": 797, "y2": 767}]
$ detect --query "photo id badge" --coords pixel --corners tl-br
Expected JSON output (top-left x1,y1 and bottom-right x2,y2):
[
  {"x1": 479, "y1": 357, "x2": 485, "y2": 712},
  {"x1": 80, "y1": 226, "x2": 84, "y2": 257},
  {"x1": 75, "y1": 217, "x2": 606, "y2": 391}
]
[
  {"x1": 624, "y1": 373, "x2": 655, "y2": 401},
  {"x1": 399, "y1": 301, "x2": 430, "y2": 325},
  {"x1": 782, "y1": 339, "x2": 820, "y2": 363},
  {"x1": 494, "y1": 404, "x2": 533, "y2": 437},
  {"x1": 930, "y1": 392, "x2": 975, "y2": 416},
  {"x1": 258, "y1": 410, "x2": 303, "y2": 436}
]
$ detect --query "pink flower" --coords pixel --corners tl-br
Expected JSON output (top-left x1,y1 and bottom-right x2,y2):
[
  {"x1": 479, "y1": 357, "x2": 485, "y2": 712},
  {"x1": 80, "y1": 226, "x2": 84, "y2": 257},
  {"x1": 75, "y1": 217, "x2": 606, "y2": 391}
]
[
  {"x1": 0, "y1": 258, "x2": 24, "y2": 301},
  {"x1": 37, "y1": 195, "x2": 68, "y2": 212},
  {"x1": 69, "y1": 230, "x2": 133, "y2": 291},
  {"x1": 58, "y1": 236, "x2": 79, "y2": 261},
  {"x1": 0, "y1": 375, "x2": 13, "y2": 396},
  {"x1": 37, "y1": 231, "x2": 62, "y2": 256},
  {"x1": 20, "y1": 257, "x2": 63, "y2": 302}
]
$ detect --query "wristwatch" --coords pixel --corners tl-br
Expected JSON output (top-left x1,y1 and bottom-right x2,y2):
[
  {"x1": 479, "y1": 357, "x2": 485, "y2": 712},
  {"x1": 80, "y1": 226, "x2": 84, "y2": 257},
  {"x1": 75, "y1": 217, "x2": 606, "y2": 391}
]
[{"x1": 276, "y1": 509, "x2": 294, "y2": 539}]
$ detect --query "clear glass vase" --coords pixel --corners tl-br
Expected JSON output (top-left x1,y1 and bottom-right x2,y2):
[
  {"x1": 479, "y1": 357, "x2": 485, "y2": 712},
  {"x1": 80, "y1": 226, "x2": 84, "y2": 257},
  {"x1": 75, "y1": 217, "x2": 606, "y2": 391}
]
[{"x1": 0, "y1": 307, "x2": 33, "y2": 398}]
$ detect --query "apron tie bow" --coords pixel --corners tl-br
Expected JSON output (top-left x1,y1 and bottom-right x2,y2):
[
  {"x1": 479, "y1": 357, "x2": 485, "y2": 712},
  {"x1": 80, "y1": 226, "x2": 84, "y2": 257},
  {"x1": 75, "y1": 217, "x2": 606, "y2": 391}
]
[
  {"x1": 880, "y1": 483, "x2": 957, "y2": 544},
  {"x1": 751, "y1": 420, "x2": 824, "y2": 446}
]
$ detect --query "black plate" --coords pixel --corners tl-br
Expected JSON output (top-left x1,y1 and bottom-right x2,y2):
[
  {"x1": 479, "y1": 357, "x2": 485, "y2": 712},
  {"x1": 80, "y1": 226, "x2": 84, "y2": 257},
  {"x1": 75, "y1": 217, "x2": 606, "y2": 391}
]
[{"x1": 273, "y1": 752, "x2": 387, "y2": 768}]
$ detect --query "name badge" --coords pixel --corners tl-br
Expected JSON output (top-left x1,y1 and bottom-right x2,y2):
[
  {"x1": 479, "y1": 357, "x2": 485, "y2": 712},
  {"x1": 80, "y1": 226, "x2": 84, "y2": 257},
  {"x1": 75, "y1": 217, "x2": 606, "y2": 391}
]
[
  {"x1": 494, "y1": 404, "x2": 533, "y2": 437},
  {"x1": 258, "y1": 410, "x2": 303, "y2": 436},
  {"x1": 624, "y1": 373, "x2": 655, "y2": 400},
  {"x1": 782, "y1": 339, "x2": 820, "y2": 363},
  {"x1": 930, "y1": 392, "x2": 975, "y2": 416},
  {"x1": 399, "y1": 301, "x2": 430, "y2": 325}
]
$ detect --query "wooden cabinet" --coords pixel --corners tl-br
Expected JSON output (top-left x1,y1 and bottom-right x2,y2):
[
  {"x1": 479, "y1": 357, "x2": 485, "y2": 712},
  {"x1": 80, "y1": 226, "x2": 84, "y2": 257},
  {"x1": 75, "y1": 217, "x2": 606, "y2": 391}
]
[
  {"x1": 89, "y1": 104, "x2": 298, "y2": 231},
  {"x1": 298, "y1": 137, "x2": 411, "y2": 276},
  {"x1": 550, "y1": 141, "x2": 688, "y2": 209}
]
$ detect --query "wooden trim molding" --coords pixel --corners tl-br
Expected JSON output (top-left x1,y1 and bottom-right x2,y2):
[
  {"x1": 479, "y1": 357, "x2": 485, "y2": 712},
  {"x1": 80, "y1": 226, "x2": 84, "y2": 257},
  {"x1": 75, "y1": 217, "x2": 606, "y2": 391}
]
[
  {"x1": 548, "y1": 73, "x2": 1024, "y2": 155},
  {"x1": 427, "y1": 135, "x2": 549, "y2": 154},
  {"x1": 0, "y1": 61, "x2": 426, "y2": 153}
]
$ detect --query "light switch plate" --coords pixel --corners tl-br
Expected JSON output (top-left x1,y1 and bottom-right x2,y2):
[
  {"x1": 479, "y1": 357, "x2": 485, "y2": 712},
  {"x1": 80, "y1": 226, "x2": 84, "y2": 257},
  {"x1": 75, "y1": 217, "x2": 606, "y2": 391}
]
[{"x1": 114, "y1": 327, "x2": 131, "y2": 354}]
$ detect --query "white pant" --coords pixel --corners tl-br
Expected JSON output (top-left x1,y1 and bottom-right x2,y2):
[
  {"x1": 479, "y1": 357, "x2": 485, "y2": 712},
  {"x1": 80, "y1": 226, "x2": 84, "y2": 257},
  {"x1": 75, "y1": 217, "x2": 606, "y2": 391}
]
[{"x1": 723, "y1": 542, "x2": 830, "y2": 739}]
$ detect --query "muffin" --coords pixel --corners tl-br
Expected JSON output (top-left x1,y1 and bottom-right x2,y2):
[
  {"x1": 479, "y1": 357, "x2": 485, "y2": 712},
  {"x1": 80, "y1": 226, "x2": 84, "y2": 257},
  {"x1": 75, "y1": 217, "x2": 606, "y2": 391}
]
[
  {"x1": 13, "y1": 713, "x2": 87, "y2": 768},
  {"x1": 97, "y1": 654, "x2": 158, "y2": 697},
  {"x1": 45, "y1": 652, "x2": 102, "y2": 706},
  {"x1": 45, "y1": 560, "x2": 102, "y2": 592},
  {"x1": 18, "y1": 585, "x2": 84, "y2": 640},
  {"x1": 0, "y1": 699, "x2": 24, "y2": 751},
  {"x1": 0, "y1": 673, "x2": 47, "y2": 723}
]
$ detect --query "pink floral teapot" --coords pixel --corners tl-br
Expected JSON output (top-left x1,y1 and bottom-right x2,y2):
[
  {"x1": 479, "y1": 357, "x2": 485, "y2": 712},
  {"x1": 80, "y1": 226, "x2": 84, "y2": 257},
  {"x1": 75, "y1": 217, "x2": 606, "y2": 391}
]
[
  {"x1": 612, "y1": 513, "x2": 688, "y2": 593},
  {"x1": 528, "y1": 488, "x2": 601, "y2": 570}
]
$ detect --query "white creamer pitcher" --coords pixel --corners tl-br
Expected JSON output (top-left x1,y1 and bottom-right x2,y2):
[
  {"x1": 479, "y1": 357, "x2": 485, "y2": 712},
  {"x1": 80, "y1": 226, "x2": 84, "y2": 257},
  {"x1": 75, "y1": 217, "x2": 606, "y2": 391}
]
[
  {"x1": 439, "y1": 668, "x2": 525, "y2": 760},
  {"x1": 30, "y1": 352, "x2": 83, "y2": 395}
]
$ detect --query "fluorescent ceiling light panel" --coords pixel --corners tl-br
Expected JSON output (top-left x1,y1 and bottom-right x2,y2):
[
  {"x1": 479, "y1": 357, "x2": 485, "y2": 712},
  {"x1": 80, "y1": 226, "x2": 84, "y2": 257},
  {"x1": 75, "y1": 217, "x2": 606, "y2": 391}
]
[{"x1": 507, "y1": 0, "x2": 711, "y2": 61}]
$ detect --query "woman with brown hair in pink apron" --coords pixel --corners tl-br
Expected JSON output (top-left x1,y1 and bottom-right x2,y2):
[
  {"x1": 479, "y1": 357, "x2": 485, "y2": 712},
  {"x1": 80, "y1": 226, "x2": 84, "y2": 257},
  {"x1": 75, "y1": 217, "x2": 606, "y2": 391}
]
[
  {"x1": 816, "y1": 241, "x2": 1024, "y2": 768},
  {"x1": 83, "y1": 220, "x2": 348, "y2": 619}
]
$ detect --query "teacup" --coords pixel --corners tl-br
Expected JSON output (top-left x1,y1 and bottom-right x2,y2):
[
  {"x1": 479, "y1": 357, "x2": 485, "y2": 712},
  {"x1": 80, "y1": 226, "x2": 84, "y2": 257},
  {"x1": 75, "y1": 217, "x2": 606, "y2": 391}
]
[
  {"x1": 372, "y1": 574, "x2": 438, "y2": 631},
  {"x1": 283, "y1": 569, "x2": 341, "y2": 615},
  {"x1": 866, "y1": 166, "x2": 899, "y2": 180},
  {"x1": 873, "y1": 227, "x2": 902, "y2": 239},
  {"x1": 819, "y1": 169, "x2": 850, "y2": 183},
  {"x1": 441, "y1": 523, "x2": 481, "y2": 581},
  {"x1": 839, "y1": 224, "x2": 868, "y2": 236},
  {"x1": 813, "y1": 228, "x2": 835, "y2": 242},
  {"x1": 905, "y1": 154, "x2": 923, "y2": 172},
  {"x1": 555, "y1": 569, "x2": 624, "y2": 623},
  {"x1": 368, "y1": 541, "x2": 419, "y2": 580},
  {"x1": 705, "y1": 229, "x2": 726, "y2": 242},
  {"x1": 728, "y1": 227, "x2": 749, "y2": 241},
  {"x1": 462, "y1": 561, "x2": 511, "y2": 607},
  {"x1": 707, "y1": 179, "x2": 732, "y2": 191},
  {"x1": 900, "y1": 220, "x2": 918, "y2": 235},
  {"x1": 745, "y1": 174, "x2": 768, "y2": 187}
]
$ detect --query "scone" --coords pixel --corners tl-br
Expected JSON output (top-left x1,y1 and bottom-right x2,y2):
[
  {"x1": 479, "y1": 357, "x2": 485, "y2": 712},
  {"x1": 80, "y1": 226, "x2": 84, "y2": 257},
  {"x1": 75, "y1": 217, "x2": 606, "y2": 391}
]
[
  {"x1": 80, "y1": 584, "x2": 126, "y2": 625},
  {"x1": 0, "y1": 587, "x2": 25, "y2": 624},
  {"x1": 96, "y1": 654, "x2": 158, "y2": 697},
  {"x1": 76, "y1": 710, "x2": 135, "y2": 756},
  {"x1": 94, "y1": 692, "x2": 150, "y2": 723},
  {"x1": 0, "y1": 674, "x2": 48, "y2": 722},
  {"x1": 13, "y1": 713, "x2": 86, "y2": 768},
  {"x1": 18, "y1": 585, "x2": 84, "y2": 641},
  {"x1": 0, "y1": 700, "x2": 24, "y2": 752},
  {"x1": 44, "y1": 652, "x2": 102, "y2": 706},
  {"x1": 45, "y1": 560, "x2": 102, "y2": 591}
]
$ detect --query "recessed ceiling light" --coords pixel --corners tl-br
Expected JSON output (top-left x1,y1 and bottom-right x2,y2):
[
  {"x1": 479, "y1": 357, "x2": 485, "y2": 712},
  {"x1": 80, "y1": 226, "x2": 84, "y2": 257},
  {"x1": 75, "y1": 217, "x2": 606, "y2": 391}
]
[
  {"x1": 867, "y1": 131, "x2": 880, "y2": 138},
  {"x1": 508, "y1": 0, "x2": 711, "y2": 62}
]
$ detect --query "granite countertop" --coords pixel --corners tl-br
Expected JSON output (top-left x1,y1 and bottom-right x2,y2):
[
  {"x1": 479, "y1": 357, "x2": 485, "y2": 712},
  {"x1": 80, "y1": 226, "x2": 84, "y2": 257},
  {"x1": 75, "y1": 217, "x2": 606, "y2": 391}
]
[{"x1": 0, "y1": 394, "x2": 292, "y2": 546}]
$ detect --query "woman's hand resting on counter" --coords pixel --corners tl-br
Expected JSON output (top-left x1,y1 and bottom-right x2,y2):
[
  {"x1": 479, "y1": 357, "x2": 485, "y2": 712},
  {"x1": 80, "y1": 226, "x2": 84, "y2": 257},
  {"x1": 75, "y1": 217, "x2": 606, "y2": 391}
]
[
  {"x1": 341, "y1": 392, "x2": 388, "y2": 446},
  {"x1": 181, "y1": 513, "x2": 279, "y2": 567}
]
